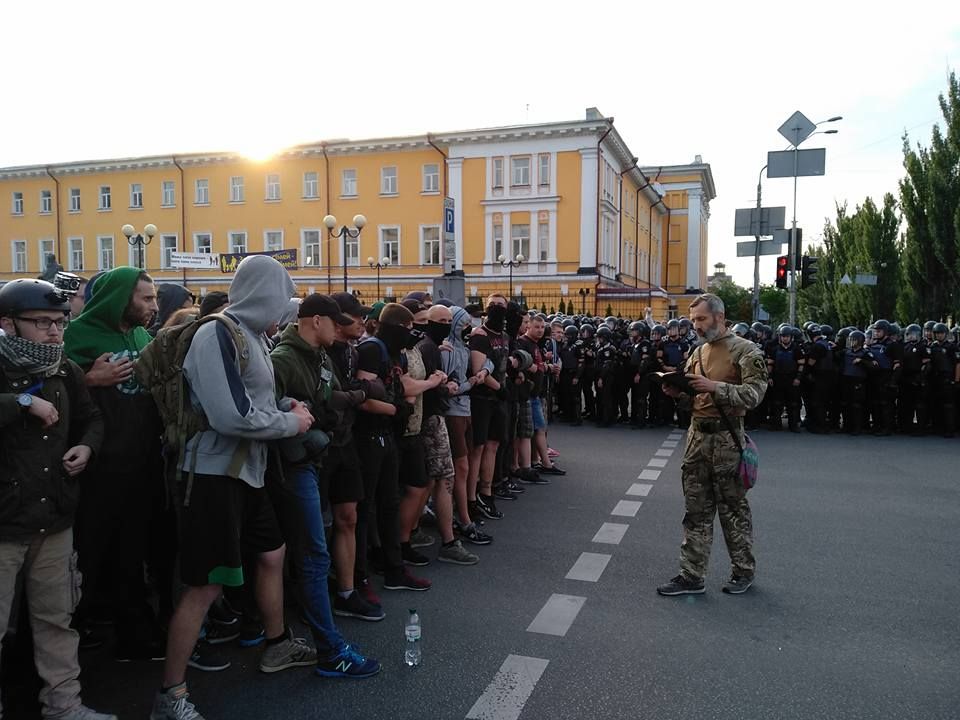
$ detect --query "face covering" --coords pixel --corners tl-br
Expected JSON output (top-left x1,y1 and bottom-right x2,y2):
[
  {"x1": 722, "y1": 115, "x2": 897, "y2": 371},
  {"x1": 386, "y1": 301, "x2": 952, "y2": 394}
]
[
  {"x1": 426, "y1": 321, "x2": 450, "y2": 345},
  {"x1": 461, "y1": 325, "x2": 473, "y2": 343},
  {"x1": 485, "y1": 305, "x2": 506, "y2": 332},
  {"x1": 377, "y1": 323, "x2": 411, "y2": 356},
  {"x1": 405, "y1": 327, "x2": 425, "y2": 349},
  {"x1": 0, "y1": 334, "x2": 64, "y2": 377}
]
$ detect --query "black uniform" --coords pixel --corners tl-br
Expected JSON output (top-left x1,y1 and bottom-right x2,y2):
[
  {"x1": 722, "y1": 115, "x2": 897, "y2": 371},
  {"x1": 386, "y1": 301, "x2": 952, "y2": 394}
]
[
  {"x1": 766, "y1": 339, "x2": 804, "y2": 431},
  {"x1": 594, "y1": 337, "x2": 618, "y2": 427},
  {"x1": 927, "y1": 339, "x2": 958, "y2": 436},
  {"x1": 805, "y1": 337, "x2": 836, "y2": 433},
  {"x1": 898, "y1": 339, "x2": 929, "y2": 434},
  {"x1": 657, "y1": 335, "x2": 689, "y2": 426},
  {"x1": 629, "y1": 337, "x2": 655, "y2": 427},
  {"x1": 841, "y1": 346, "x2": 876, "y2": 435},
  {"x1": 868, "y1": 337, "x2": 901, "y2": 435}
]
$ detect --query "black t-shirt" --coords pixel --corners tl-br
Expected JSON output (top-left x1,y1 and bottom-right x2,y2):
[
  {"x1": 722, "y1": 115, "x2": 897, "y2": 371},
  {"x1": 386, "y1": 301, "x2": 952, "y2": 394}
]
[
  {"x1": 469, "y1": 328, "x2": 508, "y2": 399},
  {"x1": 516, "y1": 335, "x2": 545, "y2": 398},
  {"x1": 416, "y1": 337, "x2": 448, "y2": 418},
  {"x1": 354, "y1": 340, "x2": 402, "y2": 433}
]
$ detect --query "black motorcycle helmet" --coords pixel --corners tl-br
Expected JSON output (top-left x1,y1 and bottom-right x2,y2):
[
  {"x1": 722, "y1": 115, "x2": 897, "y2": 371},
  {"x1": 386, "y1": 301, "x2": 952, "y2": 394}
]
[
  {"x1": 904, "y1": 323, "x2": 922, "y2": 342},
  {"x1": 0, "y1": 278, "x2": 72, "y2": 320},
  {"x1": 563, "y1": 325, "x2": 579, "y2": 340}
]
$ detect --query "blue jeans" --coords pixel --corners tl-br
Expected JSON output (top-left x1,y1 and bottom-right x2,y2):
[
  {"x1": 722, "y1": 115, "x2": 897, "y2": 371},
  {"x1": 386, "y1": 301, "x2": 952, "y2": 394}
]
[{"x1": 269, "y1": 464, "x2": 345, "y2": 660}]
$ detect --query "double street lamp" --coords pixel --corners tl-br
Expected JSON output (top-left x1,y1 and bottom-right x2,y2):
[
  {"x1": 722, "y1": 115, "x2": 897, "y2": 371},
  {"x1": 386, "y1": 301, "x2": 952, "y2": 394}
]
[
  {"x1": 323, "y1": 214, "x2": 367, "y2": 292},
  {"x1": 578, "y1": 287, "x2": 591, "y2": 314},
  {"x1": 498, "y1": 253, "x2": 524, "y2": 298},
  {"x1": 367, "y1": 256, "x2": 391, "y2": 301},
  {"x1": 121, "y1": 223, "x2": 157, "y2": 270}
]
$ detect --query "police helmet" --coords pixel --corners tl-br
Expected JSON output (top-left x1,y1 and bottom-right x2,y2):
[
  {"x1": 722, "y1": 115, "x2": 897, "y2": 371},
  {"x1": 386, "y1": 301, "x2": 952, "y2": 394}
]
[
  {"x1": 679, "y1": 318, "x2": 692, "y2": 331},
  {"x1": 819, "y1": 324, "x2": 834, "y2": 338},
  {"x1": 802, "y1": 321, "x2": 814, "y2": 331},
  {"x1": 751, "y1": 321, "x2": 764, "y2": 333},
  {"x1": 563, "y1": 325, "x2": 579, "y2": 340},
  {"x1": 580, "y1": 324, "x2": 595, "y2": 339},
  {"x1": 849, "y1": 330, "x2": 866, "y2": 345},
  {"x1": 904, "y1": 323, "x2": 922, "y2": 342},
  {"x1": 666, "y1": 319, "x2": 680, "y2": 331},
  {"x1": 923, "y1": 320, "x2": 936, "y2": 331},
  {"x1": 808, "y1": 323, "x2": 822, "y2": 337},
  {"x1": 732, "y1": 322, "x2": 750, "y2": 337},
  {"x1": 651, "y1": 324, "x2": 667, "y2": 339},
  {"x1": 511, "y1": 349, "x2": 534, "y2": 372},
  {"x1": 760, "y1": 324, "x2": 772, "y2": 338},
  {"x1": 933, "y1": 322, "x2": 949, "y2": 335},
  {"x1": 779, "y1": 325, "x2": 794, "y2": 337},
  {"x1": 628, "y1": 320, "x2": 646, "y2": 335},
  {"x1": 562, "y1": 319, "x2": 576, "y2": 329},
  {"x1": 0, "y1": 278, "x2": 72, "y2": 318},
  {"x1": 873, "y1": 319, "x2": 891, "y2": 334},
  {"x1": 597, "y1": 326, "x2": 613, "y2": 340},
  {"x1": 889, "y1": 322, "x2": 901, "y2": 338}
]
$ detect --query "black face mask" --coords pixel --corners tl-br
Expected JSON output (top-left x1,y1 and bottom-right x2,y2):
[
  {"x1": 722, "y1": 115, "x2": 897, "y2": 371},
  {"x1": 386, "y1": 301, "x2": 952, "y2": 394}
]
[
  {"x1": 426, "y1": 321, "x2": 450, "y2": 345},
  {"x1": 461, "y1": 325, "x2": 473, "y2": 343},
  {"x1": 377, "y1": 323, "x2": 411, "y2": 356},
  {"x1": 485, "y1": 305, "x2": 506, "y2": 332},
  {"x1": 406, "y1": 326, "x2": 426, "y2": 349}
]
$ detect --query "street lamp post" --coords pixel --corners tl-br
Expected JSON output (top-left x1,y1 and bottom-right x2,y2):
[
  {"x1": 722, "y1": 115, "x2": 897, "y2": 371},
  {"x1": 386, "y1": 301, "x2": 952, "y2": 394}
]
[
  {"x1": 578, "y1": 287, "x2": 591, "y2": 314},
  {"x1": 121, "y1": 223, "x2": 157, "y2": 270},
  {"x1": 367, "y1": 256, "x2": 390, "y2": 301},
  {"x1": 498, "y1": 253, "x2": 524, "y2": 299},
  {"x1": 323, "y1": 214, "x2": 367, "y2": 292}
]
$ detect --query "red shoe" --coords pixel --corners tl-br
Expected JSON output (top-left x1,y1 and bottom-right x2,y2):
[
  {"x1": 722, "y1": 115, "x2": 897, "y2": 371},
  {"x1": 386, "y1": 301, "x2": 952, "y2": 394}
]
[
  {"x1": 357, "y1": 577, "x2": 382, "y2": 608},
  {"x1": 383, "y1": 568, "x2": 432, "y2": 592}
]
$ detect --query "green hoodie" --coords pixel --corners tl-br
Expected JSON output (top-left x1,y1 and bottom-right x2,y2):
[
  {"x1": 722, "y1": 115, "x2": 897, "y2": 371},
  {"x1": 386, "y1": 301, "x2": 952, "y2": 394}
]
[{"x1": 64, "y1": 266, "x2": 153, "y2": 368}]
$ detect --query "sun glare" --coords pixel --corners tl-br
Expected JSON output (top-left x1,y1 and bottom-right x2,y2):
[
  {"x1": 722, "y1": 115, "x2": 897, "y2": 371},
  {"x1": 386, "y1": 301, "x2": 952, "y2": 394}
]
[{"x1": 239, "y1": 141, "x2": 281, "y2": 163}]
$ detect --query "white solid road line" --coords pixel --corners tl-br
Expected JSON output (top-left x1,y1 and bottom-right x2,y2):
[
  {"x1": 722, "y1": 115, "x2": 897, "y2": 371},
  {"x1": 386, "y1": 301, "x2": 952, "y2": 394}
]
[
  {"x1": 627, "y1": 482, "x2": 653, "y2": 496},
  {"x1": 647, "y1": 457, "x2": 668, "y2": 468},
  {"x1": 654, "y1": 448, "x2": 674, "y2": 457},
  {"x1": 636, "y1": 469, "x2": 661, "y2": 481},
  {"x1": 611, "y1": 499, "x2": 643, "y2": 517},
  {"x1": 565, "y1": 552, "x2": 612, "y2": 582},
  {"x1": 465, "y1": 654, "x2": 550, "y2": 720},
  {"x1": 592, "y1": 522, "x2": 629, "y2": 544},
  {"x1": 527, "y1": 594, "x2": 587, "y2": 637}
]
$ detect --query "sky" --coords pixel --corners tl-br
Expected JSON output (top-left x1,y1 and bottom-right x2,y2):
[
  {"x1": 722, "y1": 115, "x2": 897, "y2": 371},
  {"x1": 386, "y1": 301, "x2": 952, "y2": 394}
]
[{"x1": 3, "y1": 0, "x2": 958, "y2": 286}]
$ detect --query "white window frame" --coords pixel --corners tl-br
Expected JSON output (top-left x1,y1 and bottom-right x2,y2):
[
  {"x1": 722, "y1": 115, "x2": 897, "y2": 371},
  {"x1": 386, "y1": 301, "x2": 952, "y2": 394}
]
[
  {"x1": 129, "y1": 183, "x2": 143, "y2": 209},
  {"x1": 11, "y1": 240, "x2": 27, "y2": 273},
  {"x1": 511, "y1": 157, "x2": 531, "y2": 187},
  {"x1": 193, "y1": 232, "x2": 213, "y2": 254},
  {"x1": 379, "y1": 225, "x2": 400, "y2": 265},
  {"x1": 230, "y1": 176, "x2": 245, "y2": 203},
  {"x1": 422, "y1": 164, "x2": 439, "y2": 193},
  {"x1": 511, "y1": 223, "x2": 530, "y2": 259},
  {"x1": 420, "y1": 224, "x2": 441, "y2": 266},
  {"x1": 341, "y1": 169, "x2": 357, "y2": 197},
  {"x1": 229, "y1": 231, "x2": 247, "y2": 254},
  {"x1": 303, "y1": 171, "x2": 319, "y2": 199},
  {"x1": 538, "y1": 221, "x2": 549, "y2": 262},
  {"x1": 97, "y1": 235, "x2": 115, "y2": 271},
  {"x1": 67, "y1": 236, "x2": 84, "y2": 271},
  {"x1": 263, "y1": 229, "x2": 283, "y2": 252},
  {"x1": 194, "y1": 179, "x2": 209, "y2": 205},
  {"x1": 538, "y1": 154, "x2": 551, "y2": 186},
  {"x1": 265, "y1": 173, "x2": 281, "y2": 201},
  {"x1": 380, "y1": 166, "x2": 398, "y2": 195},
  {"x1": 69, "y1": 188, "x2": 81, "y2": 212},
  {"x1": 344, "y1": 231, "x2": 359, "y2": 267},
  {"x1": 492, "y1": 157, "x2": 504, "y2": 189},
  {"x1": 301, "y1": 229, "x2": 322, "y2": 267},
  {"x1": 160, "y1": 234, "x2": 178, "y2": 270},
  {"x1": 98, "y1": 185, "x2": 111, "y2": 211},
  {"x1": 493, "y1": 223, "x2": 503, "y2": 261},
  {"x1": 11, "y1": 192, "x2": 23, "y2": 215},
  {"x1": 38, "y1": 238, "x2": 55, "y2": 269},
  {"x1": 40, "y1": 190, "x2": 52, "y2": 214},
  {"x1": 162, "y1": 180, "x2": 176, "y2": 207}
]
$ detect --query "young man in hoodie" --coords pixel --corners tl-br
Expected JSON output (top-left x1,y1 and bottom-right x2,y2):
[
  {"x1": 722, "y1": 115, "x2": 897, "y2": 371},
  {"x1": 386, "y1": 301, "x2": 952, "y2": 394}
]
[
  {"x1": 269, "y1": 293, "x2": 382, "y2": 673},
  {"x1": 149, "y1": 256, "x2": 317, "y2": 720},
  {"x1": 63, "y1": 266, "x2": 168, "y2": 661}
]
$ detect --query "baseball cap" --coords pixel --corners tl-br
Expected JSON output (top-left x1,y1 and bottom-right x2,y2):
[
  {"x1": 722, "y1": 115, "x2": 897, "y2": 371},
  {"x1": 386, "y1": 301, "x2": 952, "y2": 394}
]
[
  {"x1": 331, "y1": 291, "x2": 373, "y2": 318},
  {"x1": 367, "y1": 301, "x2": 385, "y2": 321},
  {"x1": 298, "y1": 293, "x2": 354, "y2": 325}
]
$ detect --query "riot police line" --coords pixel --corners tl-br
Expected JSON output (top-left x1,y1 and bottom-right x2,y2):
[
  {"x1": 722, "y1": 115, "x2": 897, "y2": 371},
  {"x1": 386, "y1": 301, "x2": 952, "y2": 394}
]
[{"x1": 545, "y1": 313, "x2": 960, "y2": 438}]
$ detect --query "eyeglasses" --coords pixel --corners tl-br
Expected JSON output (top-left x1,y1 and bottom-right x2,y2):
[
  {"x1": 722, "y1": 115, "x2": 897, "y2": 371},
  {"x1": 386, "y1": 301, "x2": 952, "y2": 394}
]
[{"x1": 15, "y1": 316, "x2": 69, "y2": 331}]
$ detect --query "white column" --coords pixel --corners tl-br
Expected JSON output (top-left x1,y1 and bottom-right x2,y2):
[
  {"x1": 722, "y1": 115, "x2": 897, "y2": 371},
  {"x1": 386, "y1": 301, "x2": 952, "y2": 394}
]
[
  {"x1": 686, "y1": 187, "x2": 702, "y2": 290},
  {"x1": 448, "y1": 157, "x2": 464, "y2": 271},
  {"x1": 578, "y1": 147, "x2": 599, "y2": 272}
]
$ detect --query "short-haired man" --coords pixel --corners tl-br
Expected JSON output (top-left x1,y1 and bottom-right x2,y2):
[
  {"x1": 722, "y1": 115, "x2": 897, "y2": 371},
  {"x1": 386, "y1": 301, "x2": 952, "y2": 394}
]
[
  {"x1": 149, "y1": 256, "x2": 319, "y2": 720},
  {"x1": 0, "y1": 279, "x2": 111, "y2": 720},
  {"x1": 518, "y1": 315, "x2": 565, "y2": 477},
  {"x1": 657, "y1": 293, "x2": 767, "y2": 597}
]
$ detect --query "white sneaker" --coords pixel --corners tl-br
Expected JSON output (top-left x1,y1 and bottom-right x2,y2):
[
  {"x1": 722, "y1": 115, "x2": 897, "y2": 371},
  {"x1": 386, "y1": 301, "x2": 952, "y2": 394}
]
[
  {"x1": 150, "y1": 686, "x2": 205, "y2": 720},
  {"x1": 56, "y1": 705, "x2": 118, "y2": 720}
]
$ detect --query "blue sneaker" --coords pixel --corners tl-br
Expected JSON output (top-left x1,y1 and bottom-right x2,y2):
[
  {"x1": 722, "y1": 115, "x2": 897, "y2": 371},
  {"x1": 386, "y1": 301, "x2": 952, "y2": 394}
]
[{"x1": 315, "y1": 645, "x2": 381, "y2": 679}]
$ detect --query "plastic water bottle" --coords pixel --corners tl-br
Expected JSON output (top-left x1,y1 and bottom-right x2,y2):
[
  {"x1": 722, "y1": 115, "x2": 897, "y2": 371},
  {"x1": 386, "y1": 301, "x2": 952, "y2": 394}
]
[{"x1": 404, "y1": 609, "x2": 421, "y2": 667}]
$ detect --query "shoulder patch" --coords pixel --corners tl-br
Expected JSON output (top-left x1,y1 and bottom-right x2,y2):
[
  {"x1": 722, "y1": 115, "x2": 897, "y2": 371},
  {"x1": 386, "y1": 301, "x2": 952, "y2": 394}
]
[{"x1": 752, "y1": 357, "x2": 766, "y2": 372}]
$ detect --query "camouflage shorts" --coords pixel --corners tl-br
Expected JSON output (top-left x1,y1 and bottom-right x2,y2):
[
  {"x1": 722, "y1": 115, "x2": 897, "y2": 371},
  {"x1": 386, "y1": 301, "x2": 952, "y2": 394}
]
[{"x1": 422, "y1": 414, "x2": 455, "y2": 481}]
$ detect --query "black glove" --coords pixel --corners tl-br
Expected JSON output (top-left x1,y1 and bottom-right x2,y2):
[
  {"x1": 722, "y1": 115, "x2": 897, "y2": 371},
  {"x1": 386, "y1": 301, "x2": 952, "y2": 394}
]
[
  {"x1": 393, "y1": 400, "x2": 415, "y2": 430},
  {"x1": 358, "y1": 378, "x2": 387, "y2": 402},
  {"x1": 345, "y1": 389, "x2": 366, "y2": 407}
]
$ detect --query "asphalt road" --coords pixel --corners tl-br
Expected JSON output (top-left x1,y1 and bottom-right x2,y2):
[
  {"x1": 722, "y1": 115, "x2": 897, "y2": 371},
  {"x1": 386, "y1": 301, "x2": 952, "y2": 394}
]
[{"x1": 7, "y1": 423, "x2": 960, "y2": 720}]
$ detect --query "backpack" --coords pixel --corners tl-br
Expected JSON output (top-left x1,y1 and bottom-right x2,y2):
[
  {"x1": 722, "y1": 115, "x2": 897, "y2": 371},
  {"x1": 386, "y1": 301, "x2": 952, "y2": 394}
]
[{"x1": 135, "y1": 313, "x2": 251, "y2": 503}]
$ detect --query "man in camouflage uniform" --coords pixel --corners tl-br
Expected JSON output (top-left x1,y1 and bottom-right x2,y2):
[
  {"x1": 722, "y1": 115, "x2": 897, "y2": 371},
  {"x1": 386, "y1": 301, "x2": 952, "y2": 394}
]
[{"x1": 657, "y1": 293, "x2": 768, "y2": 597}]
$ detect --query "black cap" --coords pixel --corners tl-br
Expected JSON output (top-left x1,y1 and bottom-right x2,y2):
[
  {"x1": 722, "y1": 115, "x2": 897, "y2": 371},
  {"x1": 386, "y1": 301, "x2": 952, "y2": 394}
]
[
  {"x1": 299, "y1": 293, "x2": 354, "y2": 325},
  {"x1": 331, "y1": 291, "x2": 373, "y2": 318}
]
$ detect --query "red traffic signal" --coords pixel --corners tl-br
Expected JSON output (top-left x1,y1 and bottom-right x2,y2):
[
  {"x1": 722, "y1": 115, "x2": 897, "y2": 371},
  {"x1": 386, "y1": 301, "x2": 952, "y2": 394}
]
[{"x1": 775, "y1": 255, "x2": 788, "y2": 289}]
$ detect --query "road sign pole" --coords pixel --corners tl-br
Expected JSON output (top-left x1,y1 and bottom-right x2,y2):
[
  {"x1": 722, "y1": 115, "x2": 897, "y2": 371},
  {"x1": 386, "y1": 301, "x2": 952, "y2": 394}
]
[
  {"x1": 789, "y1": 146, "x2": 798, "y2": 326},
  {"x1": 752, "y1": 165, "x2": 765, "y2": 323}
]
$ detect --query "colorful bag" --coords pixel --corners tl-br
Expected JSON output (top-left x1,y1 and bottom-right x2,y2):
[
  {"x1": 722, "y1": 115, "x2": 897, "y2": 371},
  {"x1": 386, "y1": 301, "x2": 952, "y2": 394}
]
[{"x1": 716, "y1": 405, "x2": 760, "y2": 491}]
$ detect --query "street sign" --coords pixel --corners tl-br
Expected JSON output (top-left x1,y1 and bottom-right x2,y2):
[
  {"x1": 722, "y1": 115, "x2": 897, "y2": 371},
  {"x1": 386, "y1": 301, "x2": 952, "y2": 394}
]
[
  {"x1": 840, "y1": 274, "x2": 853, "y2": 285},
  {"x1": 443, "y1": 197, "x2": 456, "y2": 274},
  {"x1": 734, "y1": 206, "x2": 787, "y2": 236},
  {"x1": 855, "y1": 273, "x2": 878, "y2": 286},
  {"x1": 766, "y1": 148, "x2": 826, "y2": 178},
  {"x1": 170, "y1": 251, "x2": 220, "y2": 269},
  {"x1": 736, "y1": 240, "x2": 784, "y2": 257},
  {"x1": 773, "y1": 228, "x2": 802, "y2": 265},
  {"x1": 219, "y1": 249, "x2": 298, "y2": 273},
  {"x1": 778, "y1": 110, "x2": 816, "y2": 147}
]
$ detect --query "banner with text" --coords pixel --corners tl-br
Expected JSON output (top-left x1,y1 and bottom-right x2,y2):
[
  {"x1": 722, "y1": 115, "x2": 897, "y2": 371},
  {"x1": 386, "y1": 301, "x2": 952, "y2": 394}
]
[{"x1": 219, "y1": 249, "x2": 298, "y2": 273}]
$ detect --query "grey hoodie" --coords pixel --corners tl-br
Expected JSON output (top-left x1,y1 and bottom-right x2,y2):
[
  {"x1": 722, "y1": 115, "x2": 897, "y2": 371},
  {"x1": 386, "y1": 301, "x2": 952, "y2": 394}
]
[
  {"x1": 443, "y1": 306, "x2": 481, "y2": 417},
  {"x1": 181, "y1": 255, "x2": 301, "y2": 487}
]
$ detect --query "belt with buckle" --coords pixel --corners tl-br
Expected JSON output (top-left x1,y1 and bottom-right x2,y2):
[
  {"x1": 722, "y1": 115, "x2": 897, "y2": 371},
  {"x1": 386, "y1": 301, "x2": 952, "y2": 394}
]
[{"x1": 693, "y1": 418, "x2": 722, "y2": 434}]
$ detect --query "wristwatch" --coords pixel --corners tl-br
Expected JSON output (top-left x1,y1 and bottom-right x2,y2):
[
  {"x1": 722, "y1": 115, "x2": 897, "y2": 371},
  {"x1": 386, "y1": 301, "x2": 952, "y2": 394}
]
[{"x1": 16, "y1": 393, "x2": 33, "y2": 411}]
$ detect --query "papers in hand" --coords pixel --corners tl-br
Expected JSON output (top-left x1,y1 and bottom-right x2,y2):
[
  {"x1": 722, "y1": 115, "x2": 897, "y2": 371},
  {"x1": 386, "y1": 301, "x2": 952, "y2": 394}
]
[{"x1": 652, "y1": 371, "x2": 694, "y2": 394}]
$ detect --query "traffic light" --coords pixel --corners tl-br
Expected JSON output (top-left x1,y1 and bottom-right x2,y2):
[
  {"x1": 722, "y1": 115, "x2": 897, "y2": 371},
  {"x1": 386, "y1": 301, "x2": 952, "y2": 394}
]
[
  {"x1": 776, "y1": 255, "x2": 788, "y2": 289},
  {"x1": 801, "y1": 255, "x2": 819, "y2": 289}
]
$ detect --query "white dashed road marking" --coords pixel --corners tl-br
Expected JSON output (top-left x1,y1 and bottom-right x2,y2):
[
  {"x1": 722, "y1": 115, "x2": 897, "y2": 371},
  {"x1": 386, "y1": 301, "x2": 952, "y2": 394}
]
[
  {"x1": 655, "y1": 448, "x2": 674, "y2": 457},
  {"x1": 611, "y1": 499, "x2": 643, "y2": 517},
  {"x1": 465, "y1": 654, "x2": 550, "y2": 720},
  {"x1": 592, "y1": 522, "x2": 629, "y2": 545},
  {"x1": 565, "y1": 552, "x2": 612, "y2": 582},
  {"x1": 661, "y1": 440, "x2": 679, "y2": 448},
  {"x1": 627, "y1": 482, "x2": 653, "y2": 496},
  {"x1": 526, "y1": 594, "x2": 587, "y2": 637},
  {"x1": 647, "y1": 458, "x2": 668, "y2": 468},
  {"x1": 636, "y1": 469, "x2": 661, "y2": 481}
]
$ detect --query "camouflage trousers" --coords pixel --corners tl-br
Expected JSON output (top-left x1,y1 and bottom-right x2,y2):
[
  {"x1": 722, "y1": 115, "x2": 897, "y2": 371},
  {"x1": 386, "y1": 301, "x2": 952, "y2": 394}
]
[{"x1": 679, "y1": 422, "x2": 755, "y2": 581}]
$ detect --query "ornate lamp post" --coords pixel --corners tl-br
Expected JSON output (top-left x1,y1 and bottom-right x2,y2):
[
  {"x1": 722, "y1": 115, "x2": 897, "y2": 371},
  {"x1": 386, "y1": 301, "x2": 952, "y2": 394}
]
[
  {"x1": 121, "y1": 223, "x2": 157, "y2": 269},
  {"x1": 323, "y1": 214, "x2": 367, "y2": 291},
  {"x1": 498, "y1": 253, "x2": 524, "y2": 299},
  {"x1": 578, "y1": 287, "x2": 591, "y2": 314},
  {"x1": 367, "y1": 256, "x2": 390, "y2": 301}
]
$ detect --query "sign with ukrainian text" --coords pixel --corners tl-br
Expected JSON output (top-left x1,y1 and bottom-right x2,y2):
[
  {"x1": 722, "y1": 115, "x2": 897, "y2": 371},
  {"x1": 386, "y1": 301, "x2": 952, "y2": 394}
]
[{"x1": 219, "y1": 249, "x2": 298, "y2": 273}]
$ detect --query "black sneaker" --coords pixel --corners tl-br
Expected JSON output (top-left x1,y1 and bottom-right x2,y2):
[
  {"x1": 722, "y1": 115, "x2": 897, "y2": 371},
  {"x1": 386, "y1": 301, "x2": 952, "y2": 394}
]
[
  {"x1": 468, "y1": 500, "x2": 486, "y2": 523},
  {"x1": 537, "y1": 463, "x2": 566, "y2": 476},
  {"x1": 505, "y1": 478, "x2": 525, "y2": 494},
  {"x1": 202, "y1": 621, "x2": 240, "y2": 645},
  {"x1": 459, "y1": 522, "x2": 493, "y2": 545},
  {"x1": 76, "y1": 624, "x2": 105, "y2": 651},
  {"x1": 188, "y1": 641, "x2": 231, "y2": 672},
  {"x1": 208, "y1": 600, "x2": 240, "y2": 627},
  {"x1": 517, "y1": 468, "x2": 549, "y2": 485},
  {"x1": 656, "y1": 574, "x2": 705, "y2": 596},
  {"x1": 333, "y1": 591, "x2": 386, "y2": 622},
  {"x1": 721, "y1": 575, "x2": 754, "y2": 595},
  {"x1": 402, "y1": 544, "x2": 430, "y2": 567},
  {"x1": 383, "y1": 568, "x2": 432, "y2": 592},
  {"x1": 494, "y1": 484, "x2": 518, "y2": 501},
  {"x1": 475, "y1": 495, "x2": 503, "y2": 520}
]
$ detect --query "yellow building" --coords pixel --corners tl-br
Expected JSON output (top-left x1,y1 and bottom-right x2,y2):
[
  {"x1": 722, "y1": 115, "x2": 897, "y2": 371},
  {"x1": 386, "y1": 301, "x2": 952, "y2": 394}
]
[{"x1": 0, "y1": 108, "x2": 714, "y2": 319}]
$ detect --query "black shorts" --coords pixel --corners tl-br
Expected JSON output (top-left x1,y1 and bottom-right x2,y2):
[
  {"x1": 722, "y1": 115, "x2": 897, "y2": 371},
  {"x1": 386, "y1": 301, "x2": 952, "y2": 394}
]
[
  {"x1": 471, "y1": 396, "x2": 507, "y2": 446},
  {"x1": 399, "y1": 434, "x2": 429, "y2": 488},
  {"x1": 177, "y1": 473, "x2": 284, "y2": 588},
  {"x1": 319, "y1": 442, "x2": 364, "y2": 506}
]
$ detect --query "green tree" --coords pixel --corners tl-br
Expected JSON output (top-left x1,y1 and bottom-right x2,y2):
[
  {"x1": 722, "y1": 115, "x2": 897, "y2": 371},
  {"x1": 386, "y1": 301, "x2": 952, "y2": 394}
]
[
  {"x1": 712, "y1": 277, "x2": 752, "y2": 322},
  {"x1": 898, "y1": 71, "x2": 960, "y2": 321},
  {"x1": 558, "y1": 299, "x2": 566, "y2": 315},
  {"x1": 759, "y1": 285, "x2": 787, "y2": 324},
  {"x1": 540, "y1": 303, "x2": 547, "y2": 314},
  {"x1": 605, "y1": 303, "x2": 614, "y2": 317}
]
